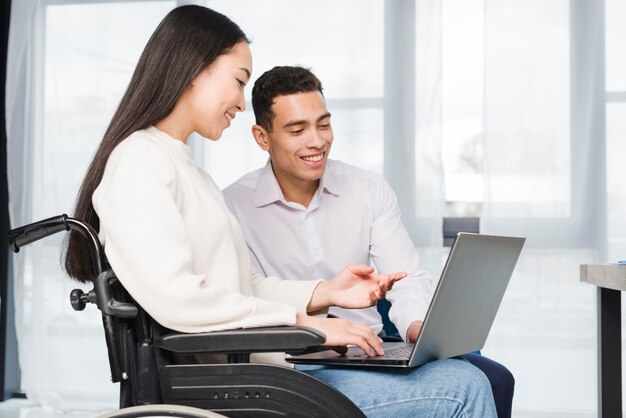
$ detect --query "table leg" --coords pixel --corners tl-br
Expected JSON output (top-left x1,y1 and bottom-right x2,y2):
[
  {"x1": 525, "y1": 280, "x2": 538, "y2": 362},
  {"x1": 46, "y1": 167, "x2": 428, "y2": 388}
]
[{"x1": 598, "y1": 287, "x2": 621, "y2": 418}]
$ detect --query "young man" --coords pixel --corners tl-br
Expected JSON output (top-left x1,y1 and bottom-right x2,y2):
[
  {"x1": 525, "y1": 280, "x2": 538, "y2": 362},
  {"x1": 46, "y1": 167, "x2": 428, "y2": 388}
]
[{"x1": 223, "y1": 66, "x2": 513, "y2": 418}]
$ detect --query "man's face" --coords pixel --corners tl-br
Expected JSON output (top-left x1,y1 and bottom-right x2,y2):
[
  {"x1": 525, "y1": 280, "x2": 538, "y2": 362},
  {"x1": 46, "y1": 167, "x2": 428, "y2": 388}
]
[{"x1": 263, "y1": 91, "x2": 333, "y2": 187}]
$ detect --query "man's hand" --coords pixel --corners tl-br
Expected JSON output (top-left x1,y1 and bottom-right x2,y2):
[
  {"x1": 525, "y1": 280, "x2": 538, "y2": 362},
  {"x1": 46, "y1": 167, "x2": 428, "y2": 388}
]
[
  {"x1": 296, "y1": 313, "x2": 384, "y2": 356},
  {"x1": 308, "y1": 264, "x2": 406, "y2": 312},
  {"x1": 406, "y1": 320, "x2": 423, "y2": 343}
]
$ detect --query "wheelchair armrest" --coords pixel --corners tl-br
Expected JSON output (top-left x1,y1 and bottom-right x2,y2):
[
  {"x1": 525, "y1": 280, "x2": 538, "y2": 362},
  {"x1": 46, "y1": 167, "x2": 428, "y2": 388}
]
[{"x1": 156, "y1": 326, "x2": 326, "y2": 354}]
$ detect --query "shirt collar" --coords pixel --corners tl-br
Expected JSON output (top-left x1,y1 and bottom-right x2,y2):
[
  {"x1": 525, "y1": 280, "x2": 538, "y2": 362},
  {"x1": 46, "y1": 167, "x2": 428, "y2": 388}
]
[
  {"x1": 254, "y1": 161, "x2": 284, "y2": 207},
  {"x1": 319, "y1": 160, "x2": 340, "y2": 197},
  {"x1": 254, "y1": 159, "x2": 341, "y2": 208}
]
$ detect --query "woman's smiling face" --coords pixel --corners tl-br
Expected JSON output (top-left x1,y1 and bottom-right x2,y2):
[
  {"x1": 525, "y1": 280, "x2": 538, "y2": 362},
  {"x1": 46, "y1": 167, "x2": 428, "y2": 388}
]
[{"x1": 188, "y1": 41, "x2": 252, "y2": 140}]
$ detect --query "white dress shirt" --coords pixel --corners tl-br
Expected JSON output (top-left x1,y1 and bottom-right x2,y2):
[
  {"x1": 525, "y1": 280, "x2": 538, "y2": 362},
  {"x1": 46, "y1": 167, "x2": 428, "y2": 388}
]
[{"x1": 223, "y1": 159, "x2": 433, "y2": 340}]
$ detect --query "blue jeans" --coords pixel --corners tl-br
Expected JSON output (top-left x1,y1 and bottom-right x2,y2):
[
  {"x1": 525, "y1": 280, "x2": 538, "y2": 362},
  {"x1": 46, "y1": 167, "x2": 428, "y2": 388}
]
[
  {"x1": 296, "y1": 358, "x2": 497, "y2": 417},
  {"x1": 380, "y1": 331, "x2": 513, "y2": 417}
]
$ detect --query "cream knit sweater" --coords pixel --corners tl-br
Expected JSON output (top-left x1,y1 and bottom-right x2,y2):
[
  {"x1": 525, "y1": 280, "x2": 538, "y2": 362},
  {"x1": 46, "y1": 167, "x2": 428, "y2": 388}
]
[{"x1": 93, "y1": 126, "x2": 321, "y2": 334}]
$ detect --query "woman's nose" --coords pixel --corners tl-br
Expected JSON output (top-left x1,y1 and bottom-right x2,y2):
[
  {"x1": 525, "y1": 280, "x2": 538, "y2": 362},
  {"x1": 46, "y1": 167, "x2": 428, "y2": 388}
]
[{"x1": 237, "y1": 93, "x2": 246, "y2": 112}]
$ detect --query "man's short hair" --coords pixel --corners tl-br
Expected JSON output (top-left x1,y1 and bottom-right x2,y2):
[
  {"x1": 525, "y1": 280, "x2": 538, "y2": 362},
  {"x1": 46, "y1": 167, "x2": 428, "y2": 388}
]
[{"x1": 252, "y1": 66, "x2": 324, "y2": 132}]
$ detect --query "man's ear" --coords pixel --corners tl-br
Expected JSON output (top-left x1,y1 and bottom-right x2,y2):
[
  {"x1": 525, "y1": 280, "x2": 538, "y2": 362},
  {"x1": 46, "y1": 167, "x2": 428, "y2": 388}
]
[{"x1": 252, "y1": 124, "x2": 271, "y2": 151}]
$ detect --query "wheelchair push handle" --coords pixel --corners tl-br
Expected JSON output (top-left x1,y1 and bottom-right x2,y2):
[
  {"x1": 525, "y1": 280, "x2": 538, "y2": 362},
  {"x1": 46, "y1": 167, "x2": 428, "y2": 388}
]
[
  {"x1": 8, "y1": 214, "x2": 69, "y2": 253},
  {"x1": 9, "y1": 214, "x2": 108, "y2": 276},
  {"x1": 8, "y1": 214, "x2": 135, "y2": 316}
]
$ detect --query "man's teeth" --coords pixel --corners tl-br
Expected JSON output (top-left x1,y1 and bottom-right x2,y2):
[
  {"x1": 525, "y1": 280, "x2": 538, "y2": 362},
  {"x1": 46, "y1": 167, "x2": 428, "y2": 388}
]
[
  {"x1": 302, "y1": 154, "x2": 323, "y2": 162},
  {"x1": 225, "y1": 113, "x2": 232, "y2": 121}
]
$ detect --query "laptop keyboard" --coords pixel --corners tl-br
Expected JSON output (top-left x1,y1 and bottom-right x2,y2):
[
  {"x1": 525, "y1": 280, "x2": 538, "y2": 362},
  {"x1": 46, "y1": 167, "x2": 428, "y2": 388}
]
[{"x1": 382, "y1": 344, "x2": 414, "y2": 358}]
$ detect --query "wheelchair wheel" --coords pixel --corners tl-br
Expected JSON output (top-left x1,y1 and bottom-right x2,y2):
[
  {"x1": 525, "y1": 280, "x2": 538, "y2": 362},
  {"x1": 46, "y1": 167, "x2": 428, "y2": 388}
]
[{"x1": 96, "y1": 404, "x2": 227, "y2": 418}]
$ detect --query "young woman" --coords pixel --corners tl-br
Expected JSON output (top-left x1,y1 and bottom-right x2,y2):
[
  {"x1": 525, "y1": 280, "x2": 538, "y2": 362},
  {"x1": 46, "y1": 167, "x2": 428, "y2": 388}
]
[{"x1": 64, "y1": 6, "x2": 496, "y2": 417}]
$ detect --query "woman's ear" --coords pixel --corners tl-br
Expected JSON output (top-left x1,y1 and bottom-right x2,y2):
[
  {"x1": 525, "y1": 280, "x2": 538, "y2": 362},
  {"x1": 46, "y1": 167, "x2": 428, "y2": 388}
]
[
  {"x1": 252, "y1": 125, "x2": 270, "y2": 151},
  {"x1": 190, "y1": 66, "x2": 211, "y2": 87}
]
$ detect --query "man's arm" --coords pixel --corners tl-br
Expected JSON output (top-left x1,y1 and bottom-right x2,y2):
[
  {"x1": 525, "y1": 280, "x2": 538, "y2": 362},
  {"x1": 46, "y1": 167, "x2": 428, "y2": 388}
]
[{"x1": 369, "y1": 177, "x2": 434, "y2": 341}]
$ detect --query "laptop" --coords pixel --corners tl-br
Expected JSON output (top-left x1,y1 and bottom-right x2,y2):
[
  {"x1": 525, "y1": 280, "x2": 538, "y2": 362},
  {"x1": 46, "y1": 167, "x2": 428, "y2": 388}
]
[{"x1": 287, "y1": 233, "x2": 525, "y2": 368}]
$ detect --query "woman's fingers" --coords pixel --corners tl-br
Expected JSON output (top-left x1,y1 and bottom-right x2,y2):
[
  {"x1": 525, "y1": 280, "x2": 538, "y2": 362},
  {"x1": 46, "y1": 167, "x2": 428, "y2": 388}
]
[
  {"x1": 392, "y1": 272, "x2": 407, "y2": 285},
  {"x1": 350, "y1": 336, "x2": 374, "y2": 356},
  {"x1": 309, "y1": 316, "x2": 384, "y2": 357},
  {"x1": 348, "y1": 264, "x2": 376, "y2": 276},
  {"x1": 328, "y1": 345, "x2": 349, "y2": 355},
  {"x1": 348, "y1": 323, "x2": 384, "y2": 356},
  {"x1": 379, "y1": 272, "x2": 407, "y2": 291},
  {"x1": 369, "y1": 288, "x2": 379, "y2": 304},
  {"x1": 367, "y1": 274, "x2": 403, "y2": 303}
]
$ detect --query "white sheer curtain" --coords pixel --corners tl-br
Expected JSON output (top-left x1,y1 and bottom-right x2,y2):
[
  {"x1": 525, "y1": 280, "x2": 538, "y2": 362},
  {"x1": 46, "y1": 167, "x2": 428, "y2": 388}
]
[
  {"x1": 412, "y1": 0, "x2": 445, "y2": 274},
  {"x1": 481, "y1": 0, "x2": 614, "y2": 415},
  {"x1": 5, "y1": 0, "x2": 444, "y2": 411},
  {"x1": 604, "y1": 0, "x2": 626, "y2": 265},
  {"x1": 6, "y1": 0, "x2": 119, "y2": 410}
]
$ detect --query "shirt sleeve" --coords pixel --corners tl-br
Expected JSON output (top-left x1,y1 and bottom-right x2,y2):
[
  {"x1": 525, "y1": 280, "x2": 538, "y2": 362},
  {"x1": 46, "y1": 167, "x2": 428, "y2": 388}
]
[
  {"x1": 94, "y1": 143, "x2": 300, "y2": 333},
  {"x1": 369, "y1": 177, "x2": 434, "y2": 341}
]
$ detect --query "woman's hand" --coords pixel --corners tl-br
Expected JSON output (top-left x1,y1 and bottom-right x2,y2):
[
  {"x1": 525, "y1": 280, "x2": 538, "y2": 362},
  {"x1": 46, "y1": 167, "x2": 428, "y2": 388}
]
[
  {"x1": 296, "y1": 313, "x2": 384, "y2": 356},
  {"x1": 308, "y1": 264, "x2": 406, "y2": 312}
]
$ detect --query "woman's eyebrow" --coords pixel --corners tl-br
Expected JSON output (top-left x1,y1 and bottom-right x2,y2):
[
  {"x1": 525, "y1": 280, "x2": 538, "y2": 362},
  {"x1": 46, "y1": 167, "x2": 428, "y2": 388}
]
[{"x1": 239, "y1": 67, "x2": 251, "y2": 80}]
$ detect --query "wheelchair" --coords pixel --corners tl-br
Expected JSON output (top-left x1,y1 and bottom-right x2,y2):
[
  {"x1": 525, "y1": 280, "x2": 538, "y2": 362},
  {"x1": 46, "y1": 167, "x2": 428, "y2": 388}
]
[{"x1": 8, "y1": 214, "x2": 365, "y2": 417}]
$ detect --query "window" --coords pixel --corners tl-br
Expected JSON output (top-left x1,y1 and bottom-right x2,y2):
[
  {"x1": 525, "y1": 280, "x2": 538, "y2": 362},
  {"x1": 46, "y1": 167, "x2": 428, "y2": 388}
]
[
  {"x1": 200, "y1": 0, "x2": 384, "y2": 188},
  {"x1": 441, "y1": 0, "x2": 484, "y2": 217}
]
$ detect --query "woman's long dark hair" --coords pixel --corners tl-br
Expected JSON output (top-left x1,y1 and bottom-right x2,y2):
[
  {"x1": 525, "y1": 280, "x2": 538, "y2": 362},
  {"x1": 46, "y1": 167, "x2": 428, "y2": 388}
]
[{"x1": 64, "y1": 5, "x2": 249, "y2": 282}]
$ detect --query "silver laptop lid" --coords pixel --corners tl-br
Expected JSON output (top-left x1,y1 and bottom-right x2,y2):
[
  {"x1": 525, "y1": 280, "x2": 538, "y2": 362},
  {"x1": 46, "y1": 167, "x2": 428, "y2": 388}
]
[{"x1": 409, "y1": 233, "x2": 525, "y2": 367}]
